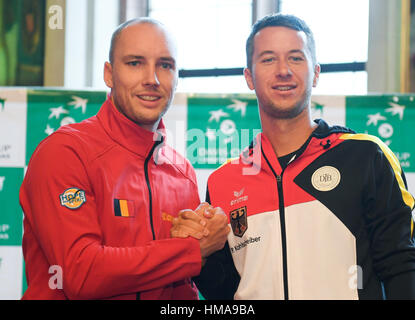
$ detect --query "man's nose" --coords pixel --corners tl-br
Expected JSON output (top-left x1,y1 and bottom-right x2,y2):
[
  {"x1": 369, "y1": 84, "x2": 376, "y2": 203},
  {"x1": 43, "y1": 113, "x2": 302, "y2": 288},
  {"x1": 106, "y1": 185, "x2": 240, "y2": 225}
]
[
  {"x1": 143, "y1": 65, "x2": 160, "y2": 87},
  {"x1": 275, "y1": 60, "x2": 292, "y2": 78}
]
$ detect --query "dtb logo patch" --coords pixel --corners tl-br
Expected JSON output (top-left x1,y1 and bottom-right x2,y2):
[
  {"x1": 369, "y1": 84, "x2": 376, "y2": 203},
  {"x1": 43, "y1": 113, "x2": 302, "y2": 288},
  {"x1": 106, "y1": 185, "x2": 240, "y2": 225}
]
[
  {"x1": 230, "y1": 206, "x2": 247, "y2": 237},
  {"x1": 311, "y1": 166, "x2": 341, "y2": 192},
  {"x1": 60, "y1": 188, "x2": 86, "y2": 209}
]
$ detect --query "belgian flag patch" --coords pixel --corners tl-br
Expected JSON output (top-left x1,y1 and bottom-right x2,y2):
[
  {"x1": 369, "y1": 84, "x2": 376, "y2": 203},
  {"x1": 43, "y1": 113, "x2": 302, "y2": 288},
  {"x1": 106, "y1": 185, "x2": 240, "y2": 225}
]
[{"x1": 114, "y1": 199, "x2": 135, "y2": 217}]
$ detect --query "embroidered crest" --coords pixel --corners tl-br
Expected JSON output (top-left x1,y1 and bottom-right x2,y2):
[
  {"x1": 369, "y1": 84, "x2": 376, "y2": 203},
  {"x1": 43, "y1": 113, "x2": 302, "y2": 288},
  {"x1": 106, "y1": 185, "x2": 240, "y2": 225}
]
[
  {"x1": 60, "y1": 188, "x2": 86, "y2": 209},
  {"x1": 230, "y1": 206, "x2": 247, "y2": 237}
]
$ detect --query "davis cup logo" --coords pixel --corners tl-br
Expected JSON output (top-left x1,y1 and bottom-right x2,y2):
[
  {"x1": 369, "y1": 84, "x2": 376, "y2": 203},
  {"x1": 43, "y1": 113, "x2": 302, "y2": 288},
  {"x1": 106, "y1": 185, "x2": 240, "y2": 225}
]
[
  {"x1": 311, "y1": 166, "x2": 341, "y2": 192},
  {"x1": 60, "y1": 187, "x2": 86, "y2": 209}
]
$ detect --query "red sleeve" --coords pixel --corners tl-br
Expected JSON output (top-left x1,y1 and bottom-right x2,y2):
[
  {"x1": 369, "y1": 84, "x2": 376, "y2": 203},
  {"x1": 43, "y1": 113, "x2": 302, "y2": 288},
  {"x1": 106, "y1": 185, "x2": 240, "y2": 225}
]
[{"x1": 20, "y1": 133, "x2": 202, "y2": 299}]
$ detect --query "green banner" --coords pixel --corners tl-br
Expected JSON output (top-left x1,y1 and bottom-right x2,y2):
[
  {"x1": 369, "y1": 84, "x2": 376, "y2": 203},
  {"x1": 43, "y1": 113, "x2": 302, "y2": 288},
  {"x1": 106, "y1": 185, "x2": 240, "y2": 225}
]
[
  {"x1": 187, "y1": 95, "x2": 261, "y2": 169},
  {"x1": 0, "y1": 167, "x2": 24, "y2": 246},
  {"x1": 346, "y1": 95, "x2": 415, "y2": 171},
  {"x1": 26, "y1": 90, "x2": 107, "y2": 165}
]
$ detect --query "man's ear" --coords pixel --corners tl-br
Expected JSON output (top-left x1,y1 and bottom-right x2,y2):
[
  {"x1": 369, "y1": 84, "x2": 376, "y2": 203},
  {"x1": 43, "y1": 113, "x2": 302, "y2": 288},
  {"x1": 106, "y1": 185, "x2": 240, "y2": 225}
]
[
  {"x1": 312, "y1": 63, "x2": 321, "y2": 88},
  {"x1": 244, "y1": 68, "x2": 255, "y2": 90},
  {"x1": 104, "y1": 62, "x2": 114, "y2": 88}
]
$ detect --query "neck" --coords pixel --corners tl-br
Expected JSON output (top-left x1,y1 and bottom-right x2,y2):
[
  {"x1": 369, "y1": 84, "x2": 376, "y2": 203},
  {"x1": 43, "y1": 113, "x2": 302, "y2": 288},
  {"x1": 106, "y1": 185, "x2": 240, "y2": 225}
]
[
  {"x1": 261, "y1": 107, "x2": 317, "y2": 157},
  {"x1": 141, "y1": 120, "x2": 161, "y2": 133}
]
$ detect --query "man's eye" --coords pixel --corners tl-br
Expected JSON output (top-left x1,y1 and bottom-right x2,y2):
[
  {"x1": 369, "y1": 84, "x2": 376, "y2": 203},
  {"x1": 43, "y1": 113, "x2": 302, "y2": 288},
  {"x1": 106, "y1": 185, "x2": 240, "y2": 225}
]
[
  {"x1": 160, "y1": 62, "x2": 173, "y2": 69},
  {"x1": 127, "y1": 61, "x2": 140, "y2": 66},
  {"x1": 261, "y1": 57, "x2": 274, "y2": 63},
  {"x1": 290, "y1": 56, "x2": 304, "y2": 62}
]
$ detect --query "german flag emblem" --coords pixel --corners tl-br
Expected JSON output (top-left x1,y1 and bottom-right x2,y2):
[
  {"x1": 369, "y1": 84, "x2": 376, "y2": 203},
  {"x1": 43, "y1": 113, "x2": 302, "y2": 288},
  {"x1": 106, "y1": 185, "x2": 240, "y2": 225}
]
[
  {"x1": 230, "y1": 206, "x2": 247, "y2": 237},
  {"x1": 114, "y1": 199, "x2": 135, "y2": 217}
]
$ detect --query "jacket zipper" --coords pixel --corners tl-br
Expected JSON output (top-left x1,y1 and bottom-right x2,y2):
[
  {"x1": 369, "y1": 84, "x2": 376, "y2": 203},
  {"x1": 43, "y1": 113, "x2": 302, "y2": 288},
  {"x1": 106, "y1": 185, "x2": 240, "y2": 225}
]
[
  {"x1": 138, "y1": 137, "x2": 163, "y2": 300},
  {"x1": 260, "y1": 134, "x2": 318, "y2": 300},
  {"x1": 144, "y1": 139, "x2": 163, "y2": 241},
  {"x1": 276, "y1": 173, "x2": 289, "y2": 300},
  {"x1": 262, "y1": 148, "x2": 289, "y2": 300}
]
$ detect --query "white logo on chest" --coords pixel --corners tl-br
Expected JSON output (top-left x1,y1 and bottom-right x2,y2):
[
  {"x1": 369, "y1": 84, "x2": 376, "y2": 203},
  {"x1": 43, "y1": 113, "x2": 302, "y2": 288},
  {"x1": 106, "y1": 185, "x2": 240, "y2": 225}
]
[
  {"x1": 311, "y1": 166, "x2": 341, "y2": 191},
  {"x1": 230, "y1": 188, "x2": 248, "y2": 206}
]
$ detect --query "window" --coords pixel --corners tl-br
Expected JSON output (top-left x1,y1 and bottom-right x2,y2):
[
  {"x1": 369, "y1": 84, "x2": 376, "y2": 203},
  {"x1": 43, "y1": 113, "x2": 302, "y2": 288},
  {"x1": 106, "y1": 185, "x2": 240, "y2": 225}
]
[
  {"x1": 149, "y1": 0, "x2": 253, "y2": 93},
  {"x1": 279, "y1": 0, "x2": 369, "y2": 94},
  {"x1": 149, "y1": 0, "x2": 370, "y2": 95}
]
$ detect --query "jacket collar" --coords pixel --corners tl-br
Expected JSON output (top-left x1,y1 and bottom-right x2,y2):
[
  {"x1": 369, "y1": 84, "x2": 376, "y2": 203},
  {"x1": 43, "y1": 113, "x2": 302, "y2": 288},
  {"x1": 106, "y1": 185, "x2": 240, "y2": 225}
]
[
  {"x1": 97, "y1": 95, "x2": 165, "y2": 158},
  {"x1": 240, "y1": 119, "x2": 355, "y2": 173},
  {"x1": 311, "y1": 118, "x2": 354, "y2": 138}
]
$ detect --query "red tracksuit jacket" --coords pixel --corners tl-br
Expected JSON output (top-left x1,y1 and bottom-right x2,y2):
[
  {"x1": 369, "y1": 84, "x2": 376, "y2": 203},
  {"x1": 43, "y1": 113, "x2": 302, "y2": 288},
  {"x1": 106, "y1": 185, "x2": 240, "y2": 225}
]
[{"x1": 20, "y1": 96, "x2": 202, "y2": 300}]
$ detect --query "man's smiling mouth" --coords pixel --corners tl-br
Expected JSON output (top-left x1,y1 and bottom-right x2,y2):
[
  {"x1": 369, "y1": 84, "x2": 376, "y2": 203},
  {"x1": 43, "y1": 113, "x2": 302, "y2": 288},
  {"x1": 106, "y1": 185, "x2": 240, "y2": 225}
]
[
  {"x1": 137, "y1": 95, "x2": 161, "y2": 101},
  {"x1": 272, "y1": 85, "x2": 297, "y2": 91}
]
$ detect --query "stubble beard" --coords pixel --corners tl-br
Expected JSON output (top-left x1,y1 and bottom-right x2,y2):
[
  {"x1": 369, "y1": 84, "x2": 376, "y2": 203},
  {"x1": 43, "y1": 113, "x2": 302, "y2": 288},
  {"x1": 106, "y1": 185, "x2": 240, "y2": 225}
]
[
  {"x1": 261, "y1": 86, "x2": 312, "y2": 120},
  {"x1": 111, "y1": 86, "x2": 172, "y2": 127}
]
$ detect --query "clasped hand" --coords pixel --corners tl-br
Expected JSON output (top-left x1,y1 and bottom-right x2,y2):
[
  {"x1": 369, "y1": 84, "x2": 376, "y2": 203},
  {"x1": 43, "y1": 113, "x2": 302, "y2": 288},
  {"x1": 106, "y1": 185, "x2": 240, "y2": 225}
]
[{"x1": 170, "y1": 203, "x2": 230, "y2": 262}]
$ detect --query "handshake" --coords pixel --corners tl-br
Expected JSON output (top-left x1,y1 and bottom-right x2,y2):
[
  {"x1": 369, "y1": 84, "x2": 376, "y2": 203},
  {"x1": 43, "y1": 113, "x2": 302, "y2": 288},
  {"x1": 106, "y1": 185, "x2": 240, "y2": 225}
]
[{"x1": 170, "y1": 203, "x2": 230, "y2": 265}]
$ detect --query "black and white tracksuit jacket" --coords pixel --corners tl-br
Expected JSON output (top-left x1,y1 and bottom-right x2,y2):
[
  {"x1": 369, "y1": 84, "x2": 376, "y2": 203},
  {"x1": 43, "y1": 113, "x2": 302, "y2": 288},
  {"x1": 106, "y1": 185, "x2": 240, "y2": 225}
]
[{"x1": 194, "y1": 119, "x2": 415, "y2": 300}]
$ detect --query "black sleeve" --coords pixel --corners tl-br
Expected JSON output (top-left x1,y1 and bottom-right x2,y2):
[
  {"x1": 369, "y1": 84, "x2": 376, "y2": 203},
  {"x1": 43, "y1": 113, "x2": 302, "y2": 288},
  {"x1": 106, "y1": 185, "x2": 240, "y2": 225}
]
[
  {"x1": 366, "y1": 144, "x2": 415, "y2": 296},
  {"x1": 192, "y1": 187, "x2": 240, "y2": 300},
  {"x1": 193, "y1": 243, "x2": 240, "y2": 299},
  {"x1": 384, "y1": 271, "x2": 415, "y2": 299}
]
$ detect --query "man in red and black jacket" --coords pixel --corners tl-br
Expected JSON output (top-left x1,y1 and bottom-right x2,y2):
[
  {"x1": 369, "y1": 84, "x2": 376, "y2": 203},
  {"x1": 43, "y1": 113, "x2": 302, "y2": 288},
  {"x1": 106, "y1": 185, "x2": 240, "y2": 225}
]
[{"x1": 176, "y1": 14, "x2": 415, "y2": 299}]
